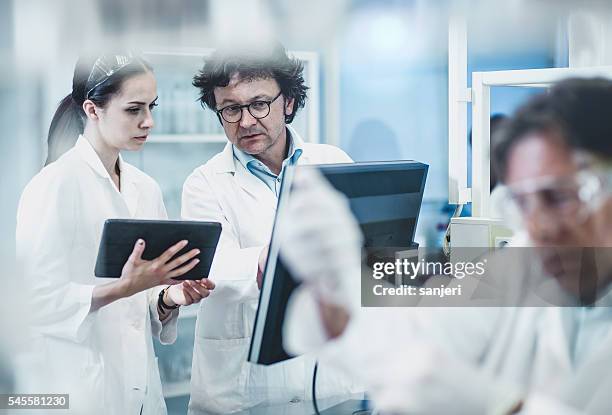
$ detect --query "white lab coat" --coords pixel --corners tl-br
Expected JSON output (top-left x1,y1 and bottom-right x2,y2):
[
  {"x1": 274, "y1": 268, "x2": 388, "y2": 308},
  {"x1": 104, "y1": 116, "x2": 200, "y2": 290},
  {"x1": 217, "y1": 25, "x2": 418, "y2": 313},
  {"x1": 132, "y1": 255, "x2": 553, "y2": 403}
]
[
  {"x1": 288, "y1": 256, "x2": 612, "y2": 414},
  {"x1": 182, "y1": 126, "x2": 357, "y2": 414},
  {"x1": 16, "y1": 136, "x2": 179, "y2": 415},
  {"x1": 318, "y1": 305, "x2": 612, "y2": 414}
]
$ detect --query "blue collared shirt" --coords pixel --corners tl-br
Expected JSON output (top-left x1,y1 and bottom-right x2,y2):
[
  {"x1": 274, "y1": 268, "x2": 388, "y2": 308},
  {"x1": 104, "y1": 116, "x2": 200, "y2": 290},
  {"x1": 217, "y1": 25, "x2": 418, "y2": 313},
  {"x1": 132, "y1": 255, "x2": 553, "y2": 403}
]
[{"x1": 232, "y1": 129, "x2": 303, "y2": 197}]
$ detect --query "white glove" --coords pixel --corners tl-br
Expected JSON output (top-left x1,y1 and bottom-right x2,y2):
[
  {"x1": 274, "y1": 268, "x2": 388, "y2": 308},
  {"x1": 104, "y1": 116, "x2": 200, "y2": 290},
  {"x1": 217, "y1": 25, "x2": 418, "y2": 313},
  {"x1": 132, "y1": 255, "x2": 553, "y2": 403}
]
[
  {"x1": 350, "y1": 333, "x2": 524, "y2": 415},
  {"x1": 277, "y1": 168, "x2": 363, "y2": 311},
  {"x1": 519, "y1": 395, "x2": 583, "y2": 415}
]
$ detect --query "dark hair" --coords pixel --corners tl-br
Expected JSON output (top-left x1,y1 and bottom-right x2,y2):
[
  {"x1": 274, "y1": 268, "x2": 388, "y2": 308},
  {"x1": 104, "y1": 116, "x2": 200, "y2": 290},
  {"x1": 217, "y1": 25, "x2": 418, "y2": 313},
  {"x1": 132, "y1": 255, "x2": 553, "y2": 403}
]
[
  {"x1": 493, "y1": 77, "x2": 612, "y2": 182},
  {"x1": 192, "y1": 42, "x2": 308, "y2": 124},
  {"x1": 46, "y1": 54, "x2": 153, "y2": 165}
]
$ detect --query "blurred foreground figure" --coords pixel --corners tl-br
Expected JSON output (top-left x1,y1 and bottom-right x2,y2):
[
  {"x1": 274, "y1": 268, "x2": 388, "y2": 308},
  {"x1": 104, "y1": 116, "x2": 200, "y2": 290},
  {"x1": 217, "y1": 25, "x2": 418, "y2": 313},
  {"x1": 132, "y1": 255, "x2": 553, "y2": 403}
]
[{"x1": 281, "y1": 78, "x2": 612, "y2": 414}]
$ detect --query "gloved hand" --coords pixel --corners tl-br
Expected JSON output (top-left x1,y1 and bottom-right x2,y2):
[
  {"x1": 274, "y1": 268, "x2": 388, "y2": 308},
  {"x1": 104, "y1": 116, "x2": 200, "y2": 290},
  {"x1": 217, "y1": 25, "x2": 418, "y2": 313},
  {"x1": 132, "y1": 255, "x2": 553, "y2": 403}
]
[
  {"x1": 362, "y1": 341, "x2": 524, "y2": 415},
  {"x1": 277, "y1": 168, "x2": 363, "y2": 311},
  {"x1": 279, "y1": 168, "x2": 363, "y2": 354}
]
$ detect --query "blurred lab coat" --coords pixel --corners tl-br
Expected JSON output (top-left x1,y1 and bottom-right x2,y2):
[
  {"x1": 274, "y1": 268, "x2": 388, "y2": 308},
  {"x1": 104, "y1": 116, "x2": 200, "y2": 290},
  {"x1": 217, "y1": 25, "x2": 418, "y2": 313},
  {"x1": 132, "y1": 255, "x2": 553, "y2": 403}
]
[
  {"x1": 278, "y1": 169, "x2": 612, "y2": 414},
  {"x1": 182, "y1": 126, "x2": 356, "y2": 414},
  {"x1": 16, "y1": 136, "x2": 178, "y2": 414},
  {"x1": 285, "y1": 258, "x2": 612, "y2": 414}
]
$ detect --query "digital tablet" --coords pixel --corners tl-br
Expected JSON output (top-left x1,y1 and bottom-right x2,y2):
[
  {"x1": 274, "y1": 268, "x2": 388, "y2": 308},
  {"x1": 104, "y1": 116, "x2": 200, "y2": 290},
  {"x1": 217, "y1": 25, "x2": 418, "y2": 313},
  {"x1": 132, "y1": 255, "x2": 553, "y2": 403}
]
[{"x1": 94, "y1": 219, "x2": 222, "y2": 280}]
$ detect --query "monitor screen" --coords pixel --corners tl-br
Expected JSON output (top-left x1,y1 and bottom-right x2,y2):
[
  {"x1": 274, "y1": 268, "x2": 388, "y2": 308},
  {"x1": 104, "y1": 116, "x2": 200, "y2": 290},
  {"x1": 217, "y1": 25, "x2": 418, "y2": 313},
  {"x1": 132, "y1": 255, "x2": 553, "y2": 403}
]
[
  {"x1": 317, "y1": 161, "x2": 427, "y2": 249},
  {"x1": 248, "y1": 161, "x2": 429, "y2": 365}
]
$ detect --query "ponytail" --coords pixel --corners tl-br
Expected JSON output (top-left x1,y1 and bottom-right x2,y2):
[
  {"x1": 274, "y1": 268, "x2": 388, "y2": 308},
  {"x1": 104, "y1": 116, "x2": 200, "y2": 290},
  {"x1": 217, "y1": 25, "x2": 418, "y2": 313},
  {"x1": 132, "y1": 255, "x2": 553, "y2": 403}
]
[
  {"x1": 45, "y1": 94, "x2": 85, "y2": 165},
  {"x1": 45, "y1": 53, "x2": 153, "y2": 165}
]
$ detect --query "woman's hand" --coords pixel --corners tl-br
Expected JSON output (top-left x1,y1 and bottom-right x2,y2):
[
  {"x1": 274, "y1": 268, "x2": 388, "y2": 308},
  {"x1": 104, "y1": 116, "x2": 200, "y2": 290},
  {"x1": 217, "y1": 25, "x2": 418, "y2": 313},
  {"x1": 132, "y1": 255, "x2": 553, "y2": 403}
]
[
  {"x1": 165, "y1": 278, "x2": 216, "y2": 307},
  {"x1": 91, "y1": 239, "x2": 201, "y2": 312},
  {"x1": 119, "y1": 239, "x2": 200, "y2": 297}
]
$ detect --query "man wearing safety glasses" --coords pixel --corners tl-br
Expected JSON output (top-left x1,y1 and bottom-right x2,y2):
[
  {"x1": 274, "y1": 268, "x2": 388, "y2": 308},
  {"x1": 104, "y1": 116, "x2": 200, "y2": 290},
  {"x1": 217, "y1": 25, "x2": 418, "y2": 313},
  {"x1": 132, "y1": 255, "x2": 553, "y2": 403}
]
[
  {"x1": 181, "y1": 43, "x2": 355, "y2": 414},
  {"x1": 279, "y1": 78, "x2": 612, "y2": 414},
  {"x1": 494, "y1": 79, "x2": 612, "y2": 304}
]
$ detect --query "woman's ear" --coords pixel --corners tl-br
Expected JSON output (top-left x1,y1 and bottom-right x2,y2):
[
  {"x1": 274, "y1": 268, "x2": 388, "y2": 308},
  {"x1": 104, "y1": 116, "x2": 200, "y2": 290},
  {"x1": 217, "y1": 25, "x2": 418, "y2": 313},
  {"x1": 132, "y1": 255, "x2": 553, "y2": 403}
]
[{"x1": 82, "y1": 100, "x2": 99, "y2": 121}]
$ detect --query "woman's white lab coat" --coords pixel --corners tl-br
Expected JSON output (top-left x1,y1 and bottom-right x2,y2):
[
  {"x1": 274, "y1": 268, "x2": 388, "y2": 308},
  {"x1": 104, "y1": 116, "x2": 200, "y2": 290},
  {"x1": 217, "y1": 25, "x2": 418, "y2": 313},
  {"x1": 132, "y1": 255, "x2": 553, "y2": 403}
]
[{"x1": 16, "y1": 136, "x2": 179, "y2": 415}]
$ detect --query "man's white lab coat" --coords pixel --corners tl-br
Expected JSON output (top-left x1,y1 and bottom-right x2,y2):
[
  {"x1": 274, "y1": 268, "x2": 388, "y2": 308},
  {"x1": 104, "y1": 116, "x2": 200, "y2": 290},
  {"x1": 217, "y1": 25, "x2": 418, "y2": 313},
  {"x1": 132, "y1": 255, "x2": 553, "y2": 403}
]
[
  {"x1": 16, "y1": 136, "x2": 179, "y2": 414},
  {"x1": 286, "y1": 259, "x2": 612, "y2": 414},
  {"x1": 275, "y1": 165, "x2": 612, "y2": 414},
  {"x1": 182, "y1": 126, "x2": 356, "y2": 414}
]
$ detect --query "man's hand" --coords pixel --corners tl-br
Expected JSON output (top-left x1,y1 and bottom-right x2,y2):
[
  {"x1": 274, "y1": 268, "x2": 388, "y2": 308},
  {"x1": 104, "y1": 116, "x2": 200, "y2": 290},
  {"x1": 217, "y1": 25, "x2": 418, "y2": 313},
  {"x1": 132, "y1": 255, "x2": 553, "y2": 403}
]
[
  {"x1": 317, "y1": 298, "x2": 350, "y2": 339},
  {"x1": 256, "y1": 244, "x2": 269, "y2": 289},
  {"x1": 278, "y1": 169, "x2": 363, "y2": 310},
  {"x1": 279, "y1": 169, "x2": 363, "y2": 355},
  {"x1": 349, "y1": 336, "x2": 523, "y2": 415}
]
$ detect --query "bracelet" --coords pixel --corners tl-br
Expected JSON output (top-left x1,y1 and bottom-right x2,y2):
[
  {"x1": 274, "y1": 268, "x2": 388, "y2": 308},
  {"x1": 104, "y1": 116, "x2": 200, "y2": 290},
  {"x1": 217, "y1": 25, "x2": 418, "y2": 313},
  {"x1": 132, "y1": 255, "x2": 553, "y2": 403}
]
[{"x1": 158, "y1": 286, "x2": 180, "y2": 311}]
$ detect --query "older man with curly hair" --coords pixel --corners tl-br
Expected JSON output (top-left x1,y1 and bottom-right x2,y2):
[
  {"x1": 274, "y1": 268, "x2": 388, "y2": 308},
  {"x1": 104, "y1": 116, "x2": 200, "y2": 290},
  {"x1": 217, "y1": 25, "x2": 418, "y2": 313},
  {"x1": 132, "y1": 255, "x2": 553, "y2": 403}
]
[{"x1": 182, "y1": 42, "x2": 355, "y2": 414}]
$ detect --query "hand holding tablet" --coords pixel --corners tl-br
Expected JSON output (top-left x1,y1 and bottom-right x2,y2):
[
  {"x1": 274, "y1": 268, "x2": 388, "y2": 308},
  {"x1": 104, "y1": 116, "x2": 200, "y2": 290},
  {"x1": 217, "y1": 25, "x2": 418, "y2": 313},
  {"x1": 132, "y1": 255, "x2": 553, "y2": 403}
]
[{"x1": 95, "y1": 219, "x2": 222, "y2": 281}]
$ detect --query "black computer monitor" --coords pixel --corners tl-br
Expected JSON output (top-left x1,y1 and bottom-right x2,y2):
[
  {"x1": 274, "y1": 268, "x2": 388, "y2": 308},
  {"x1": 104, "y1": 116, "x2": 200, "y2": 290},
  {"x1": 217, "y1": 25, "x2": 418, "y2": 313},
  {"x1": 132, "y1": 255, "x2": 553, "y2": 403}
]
[{"x1": 248, "y1": 161, "x2": 429, "y2": 365}]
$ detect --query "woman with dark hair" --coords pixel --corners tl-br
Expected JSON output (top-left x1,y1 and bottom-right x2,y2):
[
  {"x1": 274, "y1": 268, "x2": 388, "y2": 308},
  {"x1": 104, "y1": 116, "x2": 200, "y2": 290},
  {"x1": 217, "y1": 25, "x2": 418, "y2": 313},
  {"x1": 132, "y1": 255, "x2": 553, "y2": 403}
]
[{"x1": 16, "y1": 53, "x2": 215, "y2": 414}]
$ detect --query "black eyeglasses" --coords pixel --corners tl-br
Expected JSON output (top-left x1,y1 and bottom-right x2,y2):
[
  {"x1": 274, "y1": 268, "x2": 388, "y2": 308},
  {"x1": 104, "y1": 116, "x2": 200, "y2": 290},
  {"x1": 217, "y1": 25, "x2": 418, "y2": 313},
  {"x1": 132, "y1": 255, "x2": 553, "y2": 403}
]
[{"x1": 216, "y1": 91, "x2": 283, "y2": 123}]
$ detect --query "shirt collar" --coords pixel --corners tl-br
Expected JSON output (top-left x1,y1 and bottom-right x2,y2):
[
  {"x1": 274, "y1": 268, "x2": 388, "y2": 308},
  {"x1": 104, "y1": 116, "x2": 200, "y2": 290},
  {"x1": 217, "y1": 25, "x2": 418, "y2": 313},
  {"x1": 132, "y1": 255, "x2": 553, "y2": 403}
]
[
  {"x1": 232, "y1": 143, "x2": 257, "y2": 171},
  {"x1": 287, "y1": 128, "x2": 304, "y2": 164},
  {"x1": 74, "y1": 134, "x2": 131, "y2": 183}
]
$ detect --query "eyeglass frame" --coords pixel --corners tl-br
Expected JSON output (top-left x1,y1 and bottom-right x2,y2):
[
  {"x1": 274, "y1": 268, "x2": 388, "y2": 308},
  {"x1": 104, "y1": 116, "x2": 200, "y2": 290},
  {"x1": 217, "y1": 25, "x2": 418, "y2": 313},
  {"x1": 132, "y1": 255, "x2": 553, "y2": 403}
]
[{"x1": 215, "y1": 91, "x2": 284, "y2": 124}]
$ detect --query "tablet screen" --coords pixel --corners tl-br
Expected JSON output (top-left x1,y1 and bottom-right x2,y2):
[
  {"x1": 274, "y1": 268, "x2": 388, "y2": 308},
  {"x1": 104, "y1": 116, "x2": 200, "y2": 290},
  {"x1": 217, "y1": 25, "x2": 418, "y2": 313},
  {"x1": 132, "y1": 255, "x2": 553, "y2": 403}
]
[{"x1": 94, "y1": 219, "x2": 221, "y2": 280}]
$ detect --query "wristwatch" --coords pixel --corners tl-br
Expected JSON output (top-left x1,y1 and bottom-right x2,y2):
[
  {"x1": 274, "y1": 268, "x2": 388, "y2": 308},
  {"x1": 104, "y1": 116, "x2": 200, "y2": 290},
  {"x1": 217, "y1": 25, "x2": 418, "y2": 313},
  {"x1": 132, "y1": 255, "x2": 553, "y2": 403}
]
[{"x1": 158, "y1": 286, "x2": 180, "y2": 311}]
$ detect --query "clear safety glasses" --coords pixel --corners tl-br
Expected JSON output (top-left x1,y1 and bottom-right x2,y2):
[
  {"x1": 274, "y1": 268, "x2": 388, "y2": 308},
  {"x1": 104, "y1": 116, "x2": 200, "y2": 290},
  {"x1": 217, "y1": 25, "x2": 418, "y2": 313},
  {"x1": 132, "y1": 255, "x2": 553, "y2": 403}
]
[{"x1": 500, "y1": 167, "x2": 612, "y2": 227}]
